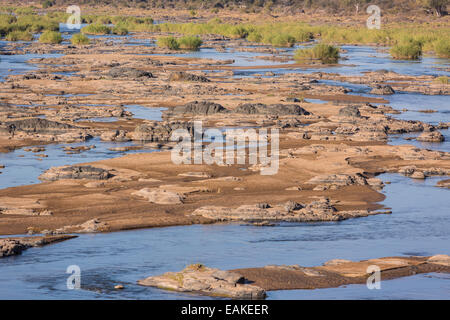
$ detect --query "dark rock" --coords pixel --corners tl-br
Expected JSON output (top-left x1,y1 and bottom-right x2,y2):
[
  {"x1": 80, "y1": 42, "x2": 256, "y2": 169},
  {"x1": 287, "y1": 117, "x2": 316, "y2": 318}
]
[
  {"x1": 172, "y1": 101, "x2": 228, "y2": 115},
  {"x1": 108, "y1": 67, "x2": 154, "y2": 79},
  {"x1": 338, "y1": 106, "x2": 361, "y2": 118},
  {"x1": 169, "y1": 72, "x2": 210, "y2": 82},
  {"x1": 234, "y1": 103, "x2": 310, "y2": 116},
  {"x1": 370, "y1": 84, "x2": 395, "y2": 95}
]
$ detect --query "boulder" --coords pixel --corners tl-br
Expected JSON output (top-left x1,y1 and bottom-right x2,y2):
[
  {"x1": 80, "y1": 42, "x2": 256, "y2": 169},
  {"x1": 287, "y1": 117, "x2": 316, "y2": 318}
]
[
  {"x1": 132, "y1": 188, "x2": 184, "y2": 204},
  {"x1": 172, "y1": 101, "x2": 227, "y2": 115},
  {"x1": 338, "y1": 106, "x2": 361, "y2": 118},
  {"x1": 108, "y1": 67, "x2": 154, "y2": 79},
  {"x1": 416, "y1": 131, "x2": 445, "y2": 142},
  {"x1": 138, "y1": 264, "x2": 266, "y2": 299},
  {"x1": 370, "y1": 84, "x2": 395, "y2": 95},
  {"x1": 234, "y1": 103, "x2": 310, "y2": 116},
  {"x1": 169, "y1": 71, "x2": 210, "y2": 82},
  {"x1": 39, "y1": 165, "x2": 113, "y2": 181}
]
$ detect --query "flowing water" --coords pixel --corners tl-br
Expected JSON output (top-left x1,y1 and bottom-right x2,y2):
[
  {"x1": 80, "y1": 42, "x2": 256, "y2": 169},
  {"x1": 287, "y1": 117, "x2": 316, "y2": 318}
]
[{"x1": 0, "y1": 35, "x2": 449, "y2": 299}]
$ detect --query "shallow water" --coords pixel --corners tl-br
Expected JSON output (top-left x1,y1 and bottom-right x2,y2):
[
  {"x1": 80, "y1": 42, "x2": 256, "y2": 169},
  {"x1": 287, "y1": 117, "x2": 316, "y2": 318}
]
[
  {"x1": 0, "y1": 40, "x2": 449, "y2": 299},
  {"x1": 0, "y1": 138, "x2": 151, "y2": 189},
  {"x1": 0, "y1": 174, "x2": 448, "y2": 299}
]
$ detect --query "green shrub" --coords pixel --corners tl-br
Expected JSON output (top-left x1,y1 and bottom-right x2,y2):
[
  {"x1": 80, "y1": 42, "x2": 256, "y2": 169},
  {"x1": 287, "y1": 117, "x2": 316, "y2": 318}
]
[
  {"x1": 42, "y1": 0, "x2": 55, "y2": 9},
  {"x1": 390, "y1": 39, "x2": 422, "y2": 60},
  {"x1": 81, "y1": 24, "x2": 111, "y2": 35},
  {"x1": 435, "y1": 76, "x2": 449, "y2": 84},
  {"x1": 112, "y1": 25, "x2": 128, "y2": 35},
  {"x1": 178, "y1": 36, "x2": 202, "y2": 50},
  {"x1": 268, "y1": 34, "x2": 296, "y2": 47},
  {"x1": 294, "y1": 43, "x2": 340, "y2": 64},
  {"x1": 39, "y1": 30, "x2": 62, "y2": 44},
  {"x1": 5, "y1": 30, "x2": 33, "y2": 41},
  {"x1": 71, "y1": 33, "x2": 90, "y2": 45},
  {"x1": 247, "y1": 31, "x2": 262, "y2": 42},
  {"x1": 157, "y1": 36, "x2": 180, "y2": 50},
  {"x1": 434, "y1": 39, "x2": 450, "y2": 58}
]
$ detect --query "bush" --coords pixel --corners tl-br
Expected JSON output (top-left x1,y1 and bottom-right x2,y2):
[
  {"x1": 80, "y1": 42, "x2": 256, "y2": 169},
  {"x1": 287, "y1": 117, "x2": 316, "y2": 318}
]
[
  {"x1": 390, "y1": 39, "x2": 422, "y2": 60},
  {"x1": 39, "y1": 30, "x2": 62, "y2": 44},
  {"x1": 42, "y1": 0, "x2": 54, "y2": 9},
  {"x1": 112, "y1": 25, "x2": 128, "y2": 35},
  {"x1": 5, "y1": 30, "x2": 33, "y2": 41},
  {"x1": 71, "y1": 33, "x2": 90, "y2": 45},
  {"x1": 157, "y1": 36, "x2": 179, "y2": 50},
  {"x1": 268, "y1": 34, "x2": 296, "y2": 47},
  {"x1": 247, "y1": 31, "x2": 262, "y2": 42},
  {"x1": 294, "y1": 44, "x2": 340, "y2": 64},
  {"x1": 178, "y1": 36, "x2": 202, "y2": 50},
  {"x1": 81, "y1": 24, "x2": 111, "y2": 35},
  {"x1": 434, "y1": 39, "x2": 450, "y2": 58},
  {"x1": 435, "y1": 76, "x2": 449, "y2": 84}
]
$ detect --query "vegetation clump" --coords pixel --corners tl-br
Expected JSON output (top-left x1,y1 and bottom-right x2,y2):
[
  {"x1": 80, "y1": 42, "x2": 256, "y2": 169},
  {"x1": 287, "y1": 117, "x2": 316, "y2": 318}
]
[
  {"x1": 433, "y1": 39, "x2": 450, "y2": 58},
  {"x1": 390, "y1": 39, "x2": 423, "y2": 60},
  {"x1": 71, "y1": 33, "x2": 90, "y2": 45},
  {"x1": 178, "y1": 36, "x2": 202, "y2": 50},
  {"x1": 294, "y1": 44, "x2": 340, "y2": 64},
  {"x1": 81, "y1": 24, "x2": 111, "y2": 35},
  {"x1": 5, "y1": 30, "x2": 33, "y2": 41},
  {"x1": 39, "y1": 30, "x2": 62, "y2": 44},
  {"x1": 156, "y1": 36, "x2": 180, "y2": 50}
]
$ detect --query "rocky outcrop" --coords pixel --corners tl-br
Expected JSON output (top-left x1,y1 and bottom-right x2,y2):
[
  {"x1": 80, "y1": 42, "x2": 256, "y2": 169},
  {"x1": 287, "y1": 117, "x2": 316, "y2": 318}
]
[
  {"x1": 171, "y1": 101, "x2": 227, "y2": 115},
  {"x1": 132, "y1": 188, "x2": 184, "y2": 204},
  {"x1": 338, "y1": 105, "x2": 361, "y2": 118},
  {"x1": 307, "y1": 173, "x2": 368, "y2": 187},
  {"x1": 234, "y1": 103, "x2": 310, "y2": 116},
  {"x1": 191, "y1": 198, "x2": 385, "y2": 222},
  {"x1": 100, "y1": 130, "x2": 130, "y2": 142},
  {"x1": 169, "y1": 72, "x2": 210, "y2": 82},
  {"x1": 416, "y1": 131, "x2": 445, "y2": 142},
  {"x1": 39, "y1": 165, "x2": 113, "y2": 181},
  {"x1": 138, "y1": 264, "x2": 266, "y2": 299},
  {"x1": 1, "y1": 235, "x2": 77, "y2": 258},
  {"x1": 53, "y1": 219, "x2": 109, "y2": 234},
  {"x1": 132, "y1": 121, "x2": 194, "y2": 142},
  {"x1": 108, "y1": 67, "x2": 154, "y2": 79},
  {"x1": 369, "y1": 84, "x2": 395, "y2": 95}
]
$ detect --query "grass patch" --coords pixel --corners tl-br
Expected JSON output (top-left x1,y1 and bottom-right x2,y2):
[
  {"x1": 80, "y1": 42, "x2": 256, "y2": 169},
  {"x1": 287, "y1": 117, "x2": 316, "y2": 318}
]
[
  {"x1": 112, "y1": 25, "x2": 128, "y2": 35},
  {"x1": 294, "y1": 44, "x2": 340, "y2": 64},
  {"x1": 156, "y1": 36, "x2": 180, "y2": 50},
  {"x1": 435, "y1": 76, "x2": 449, "y2": 84},
  {"x1": 390, "y1": 39, "x2": 422, "y2": 60},
  {"x1": 71, "y1": 33, "x2": 90, "y2": 45},
  {"x1": 81, "y1": 24, "x2": 111, "y2": 35},
  {"x1": 39, "y1": 30, "x2": 62, "y2": 44},
  {"x1": 178, "y1": 36, "x2": 202, "y2": 50},
  {"x1": 5, "y1": 30, "x2": 33, "y2": 41},
  {"x1": 433, "y1": 39, "x2": 450, "y2": 58}
]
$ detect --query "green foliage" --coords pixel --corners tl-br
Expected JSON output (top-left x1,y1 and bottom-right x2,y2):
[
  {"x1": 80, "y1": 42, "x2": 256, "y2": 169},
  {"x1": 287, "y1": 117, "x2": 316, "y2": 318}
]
[
  {"x1": 178, "y1": 36, "x2": 202, "y2": 50},
  {"x1": 42, "y1": 0, "x2": 55, "y2": 9},
  {"x1": 112, "y1": 25, "x2": 128, "y2": 35},
  {"x1": 5, "y1": 30, "x2": 33, "y2": 41},
  {"x1": 435, "y1": 76, "x2": 449, "y2": 84},
  {"x1": 157, "y1": 36, "x2": 180, "y2": 50},
  {"x1": 433, "y1": 39, "x2": 450, "y2": 58},
  {"x1": 294, "y1": 43, "x2": 340, "y2": 64},
  {"x1": 81, "y1": 24, "x2": 111, "y2": 35},
  {"x1": 390, "y1": 39, "x2": 423, "y2": 60},
  {"x1": 39, "y1": 30, "x2": 62, "y2": 44},
  {"x1": 71, "y1": 33, "x2": 90, "y2": 45}
]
